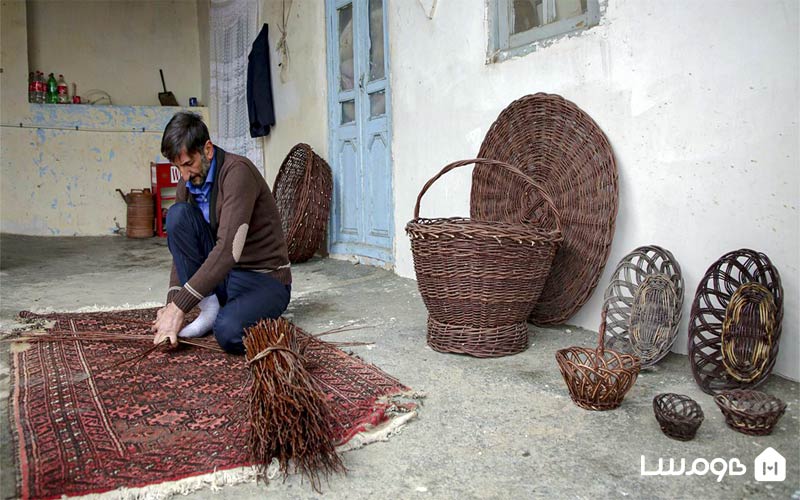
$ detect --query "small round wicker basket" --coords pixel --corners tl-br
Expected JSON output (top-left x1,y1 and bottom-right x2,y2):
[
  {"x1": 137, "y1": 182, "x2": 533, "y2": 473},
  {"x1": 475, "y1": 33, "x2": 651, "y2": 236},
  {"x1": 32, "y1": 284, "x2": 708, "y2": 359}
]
[
  {"x1": 714, "y1": 389, "x2": 786, "y2": 436},
  {"x1": 653, "y1": 393, "x2": 704, "y2": 441}
]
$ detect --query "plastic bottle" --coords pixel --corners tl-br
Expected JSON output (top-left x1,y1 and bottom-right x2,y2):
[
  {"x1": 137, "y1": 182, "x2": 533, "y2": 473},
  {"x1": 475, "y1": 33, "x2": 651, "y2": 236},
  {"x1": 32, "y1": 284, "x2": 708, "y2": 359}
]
[
  {"x1": 28, "y1": 72, "x2": 35, "y2": 103},
  {"x1": 34, "y1": 72, "x2": 45, "y2": 103},
  {"x1": 46, "y1": 73, "x2": 58, "y2": 104},
  {"x1": 57, "y1": 74, "x2": 69, "y2": 104}
]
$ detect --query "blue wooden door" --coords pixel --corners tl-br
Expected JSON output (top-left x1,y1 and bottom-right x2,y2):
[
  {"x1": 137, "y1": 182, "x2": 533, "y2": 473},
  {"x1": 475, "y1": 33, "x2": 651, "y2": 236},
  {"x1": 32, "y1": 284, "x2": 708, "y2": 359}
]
[{"x1": 326, "y1": 0, "x2": 393, "y2": 264}]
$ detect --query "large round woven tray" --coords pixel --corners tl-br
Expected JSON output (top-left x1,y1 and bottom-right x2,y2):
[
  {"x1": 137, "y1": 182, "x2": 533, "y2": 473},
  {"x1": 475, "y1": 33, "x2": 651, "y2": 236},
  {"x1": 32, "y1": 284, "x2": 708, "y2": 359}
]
[
  {"x1": 273, "y1": 143, "x2": 333, "y2": 263},
  {"x1": 689, "y1": 249, "x2": 783, "y2": 394},
  {"x1": 603, "y1": 245, "x2": 684, "y2": 368},
  {"x1": 472, "y1": 93, "x2": 618, "y2": 325}
]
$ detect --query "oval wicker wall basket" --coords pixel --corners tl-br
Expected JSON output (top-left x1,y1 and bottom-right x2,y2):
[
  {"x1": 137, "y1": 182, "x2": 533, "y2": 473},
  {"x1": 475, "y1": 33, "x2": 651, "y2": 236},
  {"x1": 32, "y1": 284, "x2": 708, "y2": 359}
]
[
  {"x1": 603, "y1": 245, "x2": 684, "y2": 368},
  {"x1": 406, "y1": 158, "x2": 563, "y2": 358},
  {"x1": 273, "y1": 143, "x2": 333, "y2": 263},
  {"x1": 714, "y1": 389, "x2": 786, "y2": 436},
  {"x1": 689, "y1": 249, "x2": 783, "y2": 394},
  {"x1": 555, "y1": 311, "x2": 641, "y2": 410},
  {"x1": 472, "y1": 93, "x2": 619, "y2": 326}
]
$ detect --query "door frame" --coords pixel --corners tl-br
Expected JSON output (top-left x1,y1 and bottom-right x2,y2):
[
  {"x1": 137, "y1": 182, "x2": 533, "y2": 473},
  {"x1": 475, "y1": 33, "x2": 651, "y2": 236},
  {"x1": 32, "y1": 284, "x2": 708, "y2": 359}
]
[{"x1": 324, "y1": 0, "x2": 395, "y2": 266}]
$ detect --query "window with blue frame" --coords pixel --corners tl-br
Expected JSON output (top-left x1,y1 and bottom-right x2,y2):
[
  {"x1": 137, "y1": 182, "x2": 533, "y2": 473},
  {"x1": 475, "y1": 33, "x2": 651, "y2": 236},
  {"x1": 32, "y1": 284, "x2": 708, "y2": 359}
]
[{"x1": 489, "y1": 0, "x2": 600, "y2": 62}]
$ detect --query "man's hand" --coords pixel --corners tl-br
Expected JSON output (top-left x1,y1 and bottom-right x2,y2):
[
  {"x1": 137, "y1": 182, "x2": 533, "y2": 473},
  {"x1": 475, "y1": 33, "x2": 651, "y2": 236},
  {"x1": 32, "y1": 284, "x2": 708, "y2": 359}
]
[{"x1": 151, "y1": 302, "x2": 185, "y2": 347}]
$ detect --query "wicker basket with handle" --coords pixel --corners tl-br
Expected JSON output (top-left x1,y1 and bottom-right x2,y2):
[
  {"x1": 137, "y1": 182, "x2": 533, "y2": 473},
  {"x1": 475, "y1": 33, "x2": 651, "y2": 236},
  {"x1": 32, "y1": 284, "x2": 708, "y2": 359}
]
[
  {"x1": 406, "y1": 158, "x2": 562, "y2": 358},
  {"x1": 556, "y1": 310, "x2": 641, "y2": 410}
]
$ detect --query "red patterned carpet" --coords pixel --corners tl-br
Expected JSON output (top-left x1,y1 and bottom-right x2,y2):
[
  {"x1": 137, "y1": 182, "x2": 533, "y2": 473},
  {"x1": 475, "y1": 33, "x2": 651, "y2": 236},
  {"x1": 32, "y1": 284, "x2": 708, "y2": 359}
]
[{"x1": 9, "y1": 308, "x2": 417, "y2": 499}]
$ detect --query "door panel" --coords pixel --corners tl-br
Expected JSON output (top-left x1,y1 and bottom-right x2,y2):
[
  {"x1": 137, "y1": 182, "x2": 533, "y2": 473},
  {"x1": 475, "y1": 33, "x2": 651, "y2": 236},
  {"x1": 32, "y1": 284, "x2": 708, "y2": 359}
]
[
  {"x1": 338, "y1": 139, "x2": 360, "y2": 235},
  {"x1": 327, "y1": 0, "x2": 393, "y2": 265},
  {"x1": 365, "y1": 132, "x2": 390, "y2": 241}
]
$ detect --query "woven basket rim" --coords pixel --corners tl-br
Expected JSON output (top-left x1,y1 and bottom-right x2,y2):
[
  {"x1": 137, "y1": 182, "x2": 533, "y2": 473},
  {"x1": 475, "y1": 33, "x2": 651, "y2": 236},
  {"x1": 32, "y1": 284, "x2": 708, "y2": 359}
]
[
  {"x1": 714, "y1": 390, "x2": 786, "y2": 415},
  {"x1": 653, "y1": 393, "x2": 704, "y2": 421},
  {"x1": 406, "y1": 217, "x2": 563, "y2": 243}
]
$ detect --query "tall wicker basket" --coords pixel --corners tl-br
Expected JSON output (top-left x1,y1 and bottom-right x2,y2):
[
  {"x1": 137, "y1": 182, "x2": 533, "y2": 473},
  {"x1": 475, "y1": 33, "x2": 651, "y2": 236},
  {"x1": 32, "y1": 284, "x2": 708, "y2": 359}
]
[
  {"x1": 406, "y1": 159, "x2": 563, "y2": 358},
  {"x1": 273, "y1": 143, "x2": 333, "y2": 263}
]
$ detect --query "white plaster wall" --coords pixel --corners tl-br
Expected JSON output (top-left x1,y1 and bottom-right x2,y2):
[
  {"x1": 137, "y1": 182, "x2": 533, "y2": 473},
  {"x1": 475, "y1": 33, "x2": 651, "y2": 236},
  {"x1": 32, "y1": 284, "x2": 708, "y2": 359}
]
[
  {"x1": 197, "y1": 0, "x2": 211, "y2": 107},
  {"x1": 258, "y1": 0, "x2": 328, "y2": 185},
  {"x1": 2, "y1": 0, "x2": 209, "y2": 236},
  {"x1": 387, "y1": 0, "x2": 799, "y2": 380},
  {"x1": 27, "y1": 0, "x2": 203, "y2": 107}
]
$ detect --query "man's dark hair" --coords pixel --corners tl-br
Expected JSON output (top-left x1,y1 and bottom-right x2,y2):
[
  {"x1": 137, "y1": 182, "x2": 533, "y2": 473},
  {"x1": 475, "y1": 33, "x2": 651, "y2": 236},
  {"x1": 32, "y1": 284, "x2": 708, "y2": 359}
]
[{"x1": 161, "y1": 112, "x2": 210, "y2": 161}]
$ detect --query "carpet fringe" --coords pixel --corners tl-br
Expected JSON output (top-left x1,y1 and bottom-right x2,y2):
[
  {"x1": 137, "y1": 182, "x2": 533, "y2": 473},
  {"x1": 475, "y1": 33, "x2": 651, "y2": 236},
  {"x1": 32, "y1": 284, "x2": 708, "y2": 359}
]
[
  {"x1": 65, "y1": 466, "x2": 260, "y2": 500},
  {"x1": 28, "y1": 302, "x2": 164, "y2": 314},
  {"x1": 61, "y1": 391, "x2": 424, "y2": 499}
]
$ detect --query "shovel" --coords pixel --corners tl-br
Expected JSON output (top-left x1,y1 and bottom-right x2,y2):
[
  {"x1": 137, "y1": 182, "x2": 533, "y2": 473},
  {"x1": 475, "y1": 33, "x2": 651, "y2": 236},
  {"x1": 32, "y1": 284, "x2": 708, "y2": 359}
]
[{"x1": 158, "y1": 69, "x2": 179, "y2": 106}]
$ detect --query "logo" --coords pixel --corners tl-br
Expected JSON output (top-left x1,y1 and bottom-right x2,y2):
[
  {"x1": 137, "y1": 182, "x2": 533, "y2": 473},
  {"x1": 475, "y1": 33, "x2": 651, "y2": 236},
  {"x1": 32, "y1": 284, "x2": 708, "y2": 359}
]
[
  {"x1": 755, "y1": 447, "x2": 785, "y2": 482},
  {"x1": 641, "y1": 456, "x2": 746, "y2": 482},
  {"x1": 641, "y1": 448, "x2": 786, "y2": 483},
  {"x1": 170, "y1": 165, "x2": 181, "y2": 184}
]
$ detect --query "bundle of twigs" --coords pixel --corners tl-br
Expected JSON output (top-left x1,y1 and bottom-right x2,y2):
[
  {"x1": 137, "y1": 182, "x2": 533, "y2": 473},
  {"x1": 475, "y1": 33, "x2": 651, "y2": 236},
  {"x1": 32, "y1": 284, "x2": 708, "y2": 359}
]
[{"x1": 244, "y1": 318, "x2": 345, "y2": 491}]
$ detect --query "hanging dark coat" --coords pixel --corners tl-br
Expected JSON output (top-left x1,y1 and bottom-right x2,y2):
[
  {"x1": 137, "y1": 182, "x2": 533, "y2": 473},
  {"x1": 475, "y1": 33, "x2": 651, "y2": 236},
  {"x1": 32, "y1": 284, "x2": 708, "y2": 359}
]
[{"x1": 247, "y1": 23, "x2": 276, "y2": 138}]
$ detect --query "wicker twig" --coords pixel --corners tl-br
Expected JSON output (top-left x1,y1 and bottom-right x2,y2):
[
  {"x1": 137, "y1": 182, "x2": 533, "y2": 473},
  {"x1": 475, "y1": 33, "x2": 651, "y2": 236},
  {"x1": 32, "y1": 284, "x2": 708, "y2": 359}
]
[
  {"x1": 689, "y1": 249, "x2": 783, "y2": 394},
  {"x1": 244, "y1": 318, "x2": 345, "y2": 492},
  {"x1": 472, "y1": 93, "x2": 618, "y2": 326},
  {"x1": 406, "y1": 158, "x2": 563, "y2": 357},
  {"x1": 714, "y1": 389, "x2": 786, "y2": 436},
  {"x1": 273, "y1": 143, "x2": 333, "y2": 263},
  {"x1": 603, "y1": 245, "x2": 684, "y2": 368},
  {"x1": 653, "y1": 393, "x2": 704, "y2": 441},
  {"x1": 555, "y1": 310, "x2": 640, "y2": 410}
]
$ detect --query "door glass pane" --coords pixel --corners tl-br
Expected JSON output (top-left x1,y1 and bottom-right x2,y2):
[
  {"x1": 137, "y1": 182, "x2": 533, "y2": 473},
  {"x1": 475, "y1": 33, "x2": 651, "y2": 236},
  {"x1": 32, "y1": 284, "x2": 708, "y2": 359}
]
[
  {"x1": 338, "y1": 5, "x2": 354, "y2": 91},
  {"x1": 341, "y1": 100, "x2": 356, "y2": 124},
  {"x1": 369, "y1": 91, "x2": 385, "y2": 118},
  {"x1": 368, "y1": 0, "x2": 385, "y2": 81}
]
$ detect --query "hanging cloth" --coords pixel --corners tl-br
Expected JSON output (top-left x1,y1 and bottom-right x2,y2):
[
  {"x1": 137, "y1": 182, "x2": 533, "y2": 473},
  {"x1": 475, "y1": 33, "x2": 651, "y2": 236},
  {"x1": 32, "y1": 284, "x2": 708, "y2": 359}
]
[
  {"x1": 248, "y1": 24, "x2": 276, "y2": 138},
  {"x1": 209, "y1": 0, "x2": 264, "y2": 173}
]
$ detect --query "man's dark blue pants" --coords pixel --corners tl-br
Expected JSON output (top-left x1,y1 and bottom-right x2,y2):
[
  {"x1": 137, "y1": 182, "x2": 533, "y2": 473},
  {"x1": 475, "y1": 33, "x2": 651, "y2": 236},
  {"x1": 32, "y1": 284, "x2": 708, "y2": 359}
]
[{"x1": 166, "y1": 202, "x2": 291, "y2": 354}]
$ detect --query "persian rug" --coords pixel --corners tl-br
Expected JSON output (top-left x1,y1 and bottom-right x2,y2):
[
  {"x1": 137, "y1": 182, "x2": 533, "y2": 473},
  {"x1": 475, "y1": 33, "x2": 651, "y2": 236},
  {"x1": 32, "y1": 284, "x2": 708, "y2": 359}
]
[{"x1": 9, "y1": 308, "x2": 420, "y2": 499}]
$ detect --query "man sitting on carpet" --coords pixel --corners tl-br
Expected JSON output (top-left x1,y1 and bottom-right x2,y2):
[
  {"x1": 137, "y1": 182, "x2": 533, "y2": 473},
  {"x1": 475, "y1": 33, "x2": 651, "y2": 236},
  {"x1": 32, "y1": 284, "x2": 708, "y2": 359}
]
[{"x1": 151, "y1": 112, "x2": 291, "y2": 354}]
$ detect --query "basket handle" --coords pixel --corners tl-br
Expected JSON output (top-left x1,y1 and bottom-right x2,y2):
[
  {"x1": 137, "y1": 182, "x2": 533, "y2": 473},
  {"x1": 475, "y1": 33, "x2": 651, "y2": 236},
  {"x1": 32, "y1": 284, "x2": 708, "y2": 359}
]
[
  {"x1": 413, "y1": 158, "x2": 562, "y2": 234},
  {"x1": 596, "y1": 308, "x2": 608, "y2": 359}
]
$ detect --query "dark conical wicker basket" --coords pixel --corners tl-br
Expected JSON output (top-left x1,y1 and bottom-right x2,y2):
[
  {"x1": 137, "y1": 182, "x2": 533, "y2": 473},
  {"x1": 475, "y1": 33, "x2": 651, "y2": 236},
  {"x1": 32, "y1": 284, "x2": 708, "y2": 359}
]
[
  {"x1": 653, "y1": 393, "x2": 704, "y2": 441},
  {"x1": 688, "y1": 249, "x2": 783, "y2": 394},
  {"x1": 273, "y1": 144, "x2": 333, "y2": 263},
  {"x1": 714, "y1": 389, "x2": 786, "y2": 436}
]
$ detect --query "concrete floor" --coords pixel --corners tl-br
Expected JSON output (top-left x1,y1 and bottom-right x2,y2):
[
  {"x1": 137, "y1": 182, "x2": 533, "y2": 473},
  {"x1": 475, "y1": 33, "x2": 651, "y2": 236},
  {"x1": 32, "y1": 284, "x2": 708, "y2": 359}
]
[{"x1": 0, "y1": 234, "x2": 798, "y2": 499}]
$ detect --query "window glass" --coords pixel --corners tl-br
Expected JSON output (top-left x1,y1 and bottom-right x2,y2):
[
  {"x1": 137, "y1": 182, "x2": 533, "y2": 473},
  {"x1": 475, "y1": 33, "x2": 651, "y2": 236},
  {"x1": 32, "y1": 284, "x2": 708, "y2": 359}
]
[
  {"x1": 368, "y1": 0, "x2": 385, "y2": 81},
  {"x1": 338, "y1": 5, "x2": 354, "y2": 91}
]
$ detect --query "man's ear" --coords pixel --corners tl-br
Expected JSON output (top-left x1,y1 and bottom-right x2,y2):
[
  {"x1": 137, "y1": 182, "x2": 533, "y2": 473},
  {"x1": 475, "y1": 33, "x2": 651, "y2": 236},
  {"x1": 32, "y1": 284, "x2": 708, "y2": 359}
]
[{"x1": 204, "y1": 140, "x2": 214, "y2": 161}]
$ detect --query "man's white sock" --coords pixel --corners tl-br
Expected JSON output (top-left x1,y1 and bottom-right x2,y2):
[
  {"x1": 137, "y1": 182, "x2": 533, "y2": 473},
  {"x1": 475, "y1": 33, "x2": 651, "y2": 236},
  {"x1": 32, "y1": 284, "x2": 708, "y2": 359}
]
[{"x1": 178, "y1": 294, "x2": 220, "y2": 338}]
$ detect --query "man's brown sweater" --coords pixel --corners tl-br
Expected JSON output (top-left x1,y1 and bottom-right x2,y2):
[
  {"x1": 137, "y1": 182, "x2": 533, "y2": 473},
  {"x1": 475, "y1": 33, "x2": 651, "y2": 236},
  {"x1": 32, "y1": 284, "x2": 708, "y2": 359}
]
[{"x1": 166, "y1": 147, "x2": 291, "y2": 313}]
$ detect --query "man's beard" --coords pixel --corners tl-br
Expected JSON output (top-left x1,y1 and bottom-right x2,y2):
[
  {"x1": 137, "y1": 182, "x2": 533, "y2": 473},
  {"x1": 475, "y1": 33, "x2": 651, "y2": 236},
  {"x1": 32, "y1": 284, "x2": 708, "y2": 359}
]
[{"x1": 190, "y1": 155, "x2": 211, "y2": 186}]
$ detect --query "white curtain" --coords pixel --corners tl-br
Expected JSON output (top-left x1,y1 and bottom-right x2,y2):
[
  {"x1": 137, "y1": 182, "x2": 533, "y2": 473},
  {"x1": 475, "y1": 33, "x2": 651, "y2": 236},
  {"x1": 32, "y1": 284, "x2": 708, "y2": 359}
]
[{"x1": 209, "y1": 0, "x2": 264, "y2": 174}]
